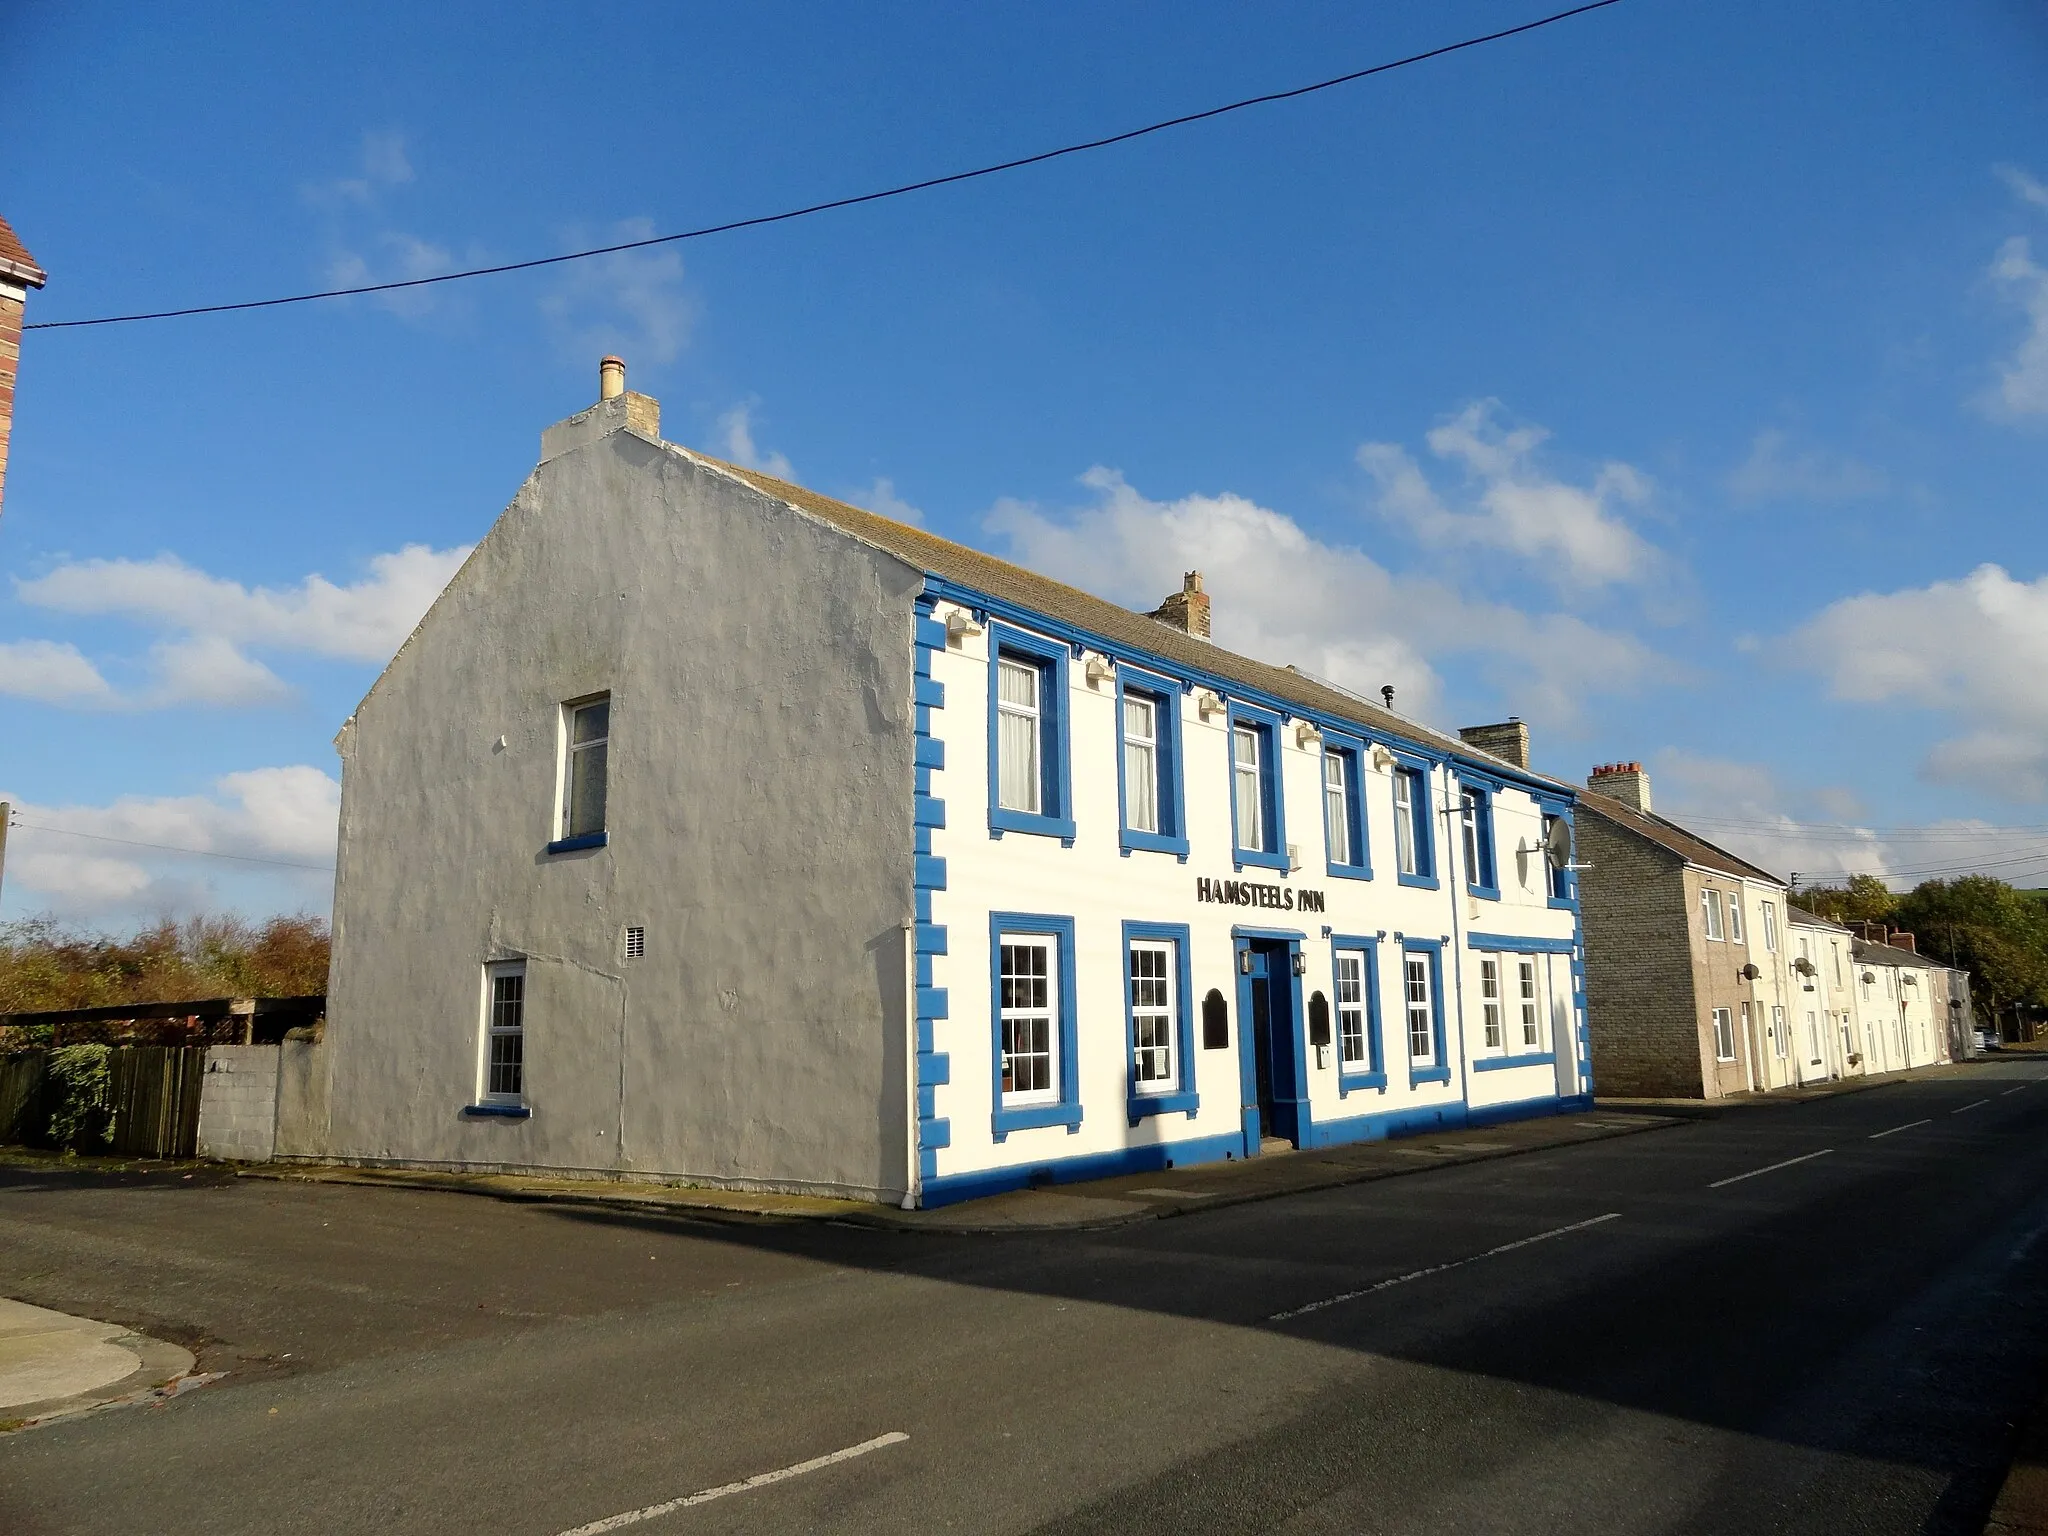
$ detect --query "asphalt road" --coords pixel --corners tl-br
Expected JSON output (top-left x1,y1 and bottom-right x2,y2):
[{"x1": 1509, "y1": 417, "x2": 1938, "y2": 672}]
[{"x1": 3, "y1": 1061, "x2": 2047, "y2": 1535}]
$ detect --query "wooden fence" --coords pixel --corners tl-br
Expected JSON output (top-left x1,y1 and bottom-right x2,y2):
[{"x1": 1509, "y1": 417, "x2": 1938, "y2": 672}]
[{"x1": 0, "y1": 1046, "x2": 206, "y2": 1158}]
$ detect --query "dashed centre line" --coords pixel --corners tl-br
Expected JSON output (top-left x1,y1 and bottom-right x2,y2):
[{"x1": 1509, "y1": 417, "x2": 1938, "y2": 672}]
[
  {"x1": 2003, "y1": 1086, "x2": 2031, "y2": 1096},
  {"x1": 1953, "y1": 1099, "x2": 1992, "y2": 1115},
  {"x1": 1869, "y1": 1119, "x2": 1932, "y2": 1140},
  {"x1": 554, "y1": 1432, "x2": 910, "y2": 1534},
  {"x1": 1267, "y1": 1212, "x2": 1621, "y2": 1321},
  {"x1": 1708, "y1": 1149, "x2": 1834, "y2": 1188}
]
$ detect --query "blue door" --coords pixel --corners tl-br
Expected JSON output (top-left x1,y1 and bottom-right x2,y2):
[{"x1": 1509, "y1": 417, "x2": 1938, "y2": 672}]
[{"x1": 1235, "y1": 940, "x2": 1306, "y2": 1153}]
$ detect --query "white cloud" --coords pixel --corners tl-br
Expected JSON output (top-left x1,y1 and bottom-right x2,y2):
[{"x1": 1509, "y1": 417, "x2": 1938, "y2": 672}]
[
  {"x1": 9, "y1": 543, "x2": 470, "y2": 711},
  {"x1": 302, "y1": 129, "x2": 414, "y2": 210},
  {"x1": 1785, "y1": 563, "x2": 2048, "y2": 801},
  {"x1": 0, "y1": 640, "x2": 115, "y2": 706},
  {"x1": 1358, "y1": 401, "x2": 1659, "y2": 588},
  {"x1": 988, "y1": 465, "x2": 1668, "y2": 732},
  {"x1": 1986, "y1": 235, "x2": 2048, "y2": 420},
  {"x1": 0, "y1": 766, "x2": 339, "y2": 922},
  {"x1": 717, "y1": 400, "x2": 795, "y2": 481},
  {"x1": 540, "y1": 219, "x2": 695, "y2": 366},
  {"x1": 1728, "y1": 430, "x2": 1888, "y2": 504},
  {"x1": 1999, "y1": 164, "x2": 2048, "y2": 212},
  {"x1": 848, "y1": 477, "x2": 923, "y2": 525}
]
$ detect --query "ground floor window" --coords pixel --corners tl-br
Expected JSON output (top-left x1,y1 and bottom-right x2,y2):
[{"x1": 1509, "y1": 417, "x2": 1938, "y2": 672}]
[
  {"x1": 1518, "y1": 959, "x2": 1541, "y2": 1047},
  {"x1": 999, "y1": 935, "x2": 1058, "y2": 1105},
  {"x1": 482, "y1": 961, "x2": 526, "y2": 1102},
  {"x1": 1405, "y1": 953, "x2": 1436, "y2": 1066},
  {"x1": 1128, "y1": 939, "x2": 1176, "y2": 1092},
  {"x1": 1807, "y1": 1010, "x2": 1823, "y2": 1064},
  {"x1": 1336, "y1": 950, "x2": 1369, "y2": 1066},
  {"x1": 1712, "y1": 1007, "x2": 1737, "y2": 1061},
  {"x1": 1480, "y1": 958, "x2": 1503, "y2": 1049},
  {"x1": 1772, "y1": 1004, "x2": 1788, "y2": 1058}
]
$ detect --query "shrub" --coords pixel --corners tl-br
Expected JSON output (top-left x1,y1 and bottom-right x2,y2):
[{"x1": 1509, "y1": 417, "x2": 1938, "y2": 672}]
[{"x1": 45, "y1": 1044, "x2": 113, "y2": 1151}]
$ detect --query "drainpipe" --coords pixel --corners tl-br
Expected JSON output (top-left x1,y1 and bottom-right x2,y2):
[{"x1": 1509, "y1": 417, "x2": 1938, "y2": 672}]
[
  {"x1": 1440, "y1": 771, "x2": 1471, "y2": 1119},
  {"x1": 901, "y1": 920, "x2": 920, "y2": 1211}
]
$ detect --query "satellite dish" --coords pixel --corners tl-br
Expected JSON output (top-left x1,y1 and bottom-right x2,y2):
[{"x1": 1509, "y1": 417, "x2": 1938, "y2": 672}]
[{"x1": 1543, "y1": 816, "x2": 1573, "y2": 870}]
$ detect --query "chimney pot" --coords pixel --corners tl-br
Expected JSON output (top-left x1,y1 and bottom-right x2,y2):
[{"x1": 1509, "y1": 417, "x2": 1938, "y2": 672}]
[
  {"x1": 600, "y1": 355, "x2": 626, "y2": 400},
  {"x1": 1587, "y1": 760, "x2": 1652, "y2": 814}
]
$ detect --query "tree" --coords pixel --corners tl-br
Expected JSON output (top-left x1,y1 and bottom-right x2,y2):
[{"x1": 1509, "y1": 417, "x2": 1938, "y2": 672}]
[
  {"x1": 1893, "y1": 876, "x2": 2048, "y2": 1017},
  {"x1": 1797, "y1": 874, "x2": 1897, "y2": 930}
]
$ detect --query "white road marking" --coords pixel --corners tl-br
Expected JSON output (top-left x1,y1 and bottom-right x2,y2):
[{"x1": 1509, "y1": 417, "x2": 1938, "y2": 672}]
[
  {"x1": 2003, "y1": 1086, "x2": 2031, "y2": 1096},
  {"x1": 1267, "y1": 1212, "x2": 1620, "y2": 1321},
  {"x1": 1708, "y1": 1149, "x2": 1834, "y2": 1188},
  {"x1": 554, "y1": 1432, "x2": 910, "y2": 1535},
  {"x1": 1953, "y1": 1099, "x2": 1992, "y2": 1115},
  {"x1": 1869, "y1": 1119, "x2": 1931, "y2": 1140}
]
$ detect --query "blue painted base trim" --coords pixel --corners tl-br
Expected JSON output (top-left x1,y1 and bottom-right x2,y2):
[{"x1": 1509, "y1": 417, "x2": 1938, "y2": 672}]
[
  {"x1": 1471, "y1": 1051, "x2": 1557, "y2": 1073},
  {"x1": 545, "y1": 832, "x2": 606, "y2": 855},
  {"x1": 1297, "y1": 1088, "x2": 1576, "y2": 1150},
  {"x1": 921, "y1": 1130, "x2": 1243, "y2": 1208},
  {"x1": 461, "y1": 1103, "x2": 531, "y2": 1119}
]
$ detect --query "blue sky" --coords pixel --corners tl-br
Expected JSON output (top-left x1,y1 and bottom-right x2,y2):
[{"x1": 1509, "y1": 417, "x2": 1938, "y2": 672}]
[{"x1": 4, "y1": 0, "x2": 2048, "y2": 925}]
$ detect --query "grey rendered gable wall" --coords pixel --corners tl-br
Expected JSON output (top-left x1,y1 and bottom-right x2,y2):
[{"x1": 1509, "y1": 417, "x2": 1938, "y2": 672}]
[
  {"x1": 1576, "y1": 812, "x2": 1704, "y2": 1096},
  {"x1": 317, "y1": 430, "x2": 924, "y2": 1199}
]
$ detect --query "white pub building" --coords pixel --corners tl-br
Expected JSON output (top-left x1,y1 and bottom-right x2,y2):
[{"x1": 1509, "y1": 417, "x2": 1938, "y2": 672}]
[{"x1": 315, "y1": 364, "x2": 1593, "y2": 1207}]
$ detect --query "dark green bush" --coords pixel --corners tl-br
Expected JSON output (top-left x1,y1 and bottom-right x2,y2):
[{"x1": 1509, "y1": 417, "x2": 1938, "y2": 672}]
[{"x1": 45, "y1": 1044, "x2": 112, "y2": 1151}]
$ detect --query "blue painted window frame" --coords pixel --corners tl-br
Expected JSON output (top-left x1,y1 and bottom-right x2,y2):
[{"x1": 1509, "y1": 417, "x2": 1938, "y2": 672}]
[
  {"x1": 1465, "y1": 932, "x2": 1569, "y2": 1071},
  {"x1": 1330, "y1": 934, "x2": 1386, "y2": 1095},
  {"x1": 1391, "y1": 752, "x2": 1438, "y2": 890},
  {"x1": 989, "y1": 912, "x2": 1083, "y2": 1138},
  {"x1": 1400, "y1": 937, "x2": 1452, "y2": 1086},
  {"x1": 987, "y1": 623, "x2": 1077, "y2": 843},
  {"x1": 1122, "y1": 921, "x2": 1199, "y2": 1122},
  {"x1": 1321, "y1": 733, "x2": 1371, "y2": 882},
  {"x1": 1458, "y1": 774, "x2": 1501, "y2": 900},
  {"x1": 1226, "y1": 702, "x2": 1289, "y2": 872},
  {"x1": 1115, "y1": 667, "x2": 1190, "y2": 859},
  {"x1": 1538, "y1": 800, "x2": 1578, "y2": 909}
]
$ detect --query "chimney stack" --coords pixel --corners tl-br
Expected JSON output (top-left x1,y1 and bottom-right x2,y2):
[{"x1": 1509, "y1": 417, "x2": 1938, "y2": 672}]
[
  {"x1": 0, "y1": 213, "x2": 49, "y2": 523},
  {"x1": 1459, "y1": 718, "x2": 1530, "y2": 770},
  {"x1": 539, "y1": 356, "x2": 661, "y2": 460},
  {"x1": 1148, "y1": 571, "x2": 1212, "y2": 638},
  {"x1": 1890, "y1": 930, "x2": 1916, "y2": 954},
  {"x1": 1587, "y1": 761, "x2": 1652, "y2": 815}
]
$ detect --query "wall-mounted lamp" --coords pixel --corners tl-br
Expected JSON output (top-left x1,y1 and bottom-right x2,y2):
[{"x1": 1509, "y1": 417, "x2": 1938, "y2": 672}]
[
  {"x1": 944, "y1": 607, "x2": 983, "y2": 643},
  {"x1": 1287, "y1": 843, "x2": 1303, "y2": 873},
  {"x1": 1292, "y1": 952, "x2": 1308, "y2": 977},
  {"x1": 1294, "y1": 720, "x2": 1322, "y2": 750},
  {"x1": 1083, "y1": 654, "x2": 1115, "y2": 689},
  {"x1": 1238, "y1": 947, "x2": 1253, "y2": 976},
  {"x1": 1370, "y1": 745, "x2": 1396, "y2": 772},
  {"x1": 1197, "y1": 690, "x2": 1226, "y2": 720}
]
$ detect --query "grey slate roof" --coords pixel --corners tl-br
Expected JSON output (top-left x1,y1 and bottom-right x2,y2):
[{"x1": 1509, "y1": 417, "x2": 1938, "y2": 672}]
[
  {"x1": 1574, "y1": 790, "x2": 1787, "y2": 885},
  {"x1": 0, "y1": 215, "x2": 45, "y2": 288},
  {"x1": 1787, "y1": 904, "x2": 1852, "y2": 933},
  {"x1": 1852, "y1": 937, "x2": 1941, "y2": 971},
  {"x1": 685, "y1": 449, "x2": 1574, "y2": 794}
]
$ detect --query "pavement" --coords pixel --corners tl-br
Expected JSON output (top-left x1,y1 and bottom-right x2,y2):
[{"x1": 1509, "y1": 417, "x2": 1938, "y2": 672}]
[
  {"x1": 0, "y1": 1298, "x2": 198, "y2": 1430},
  {"x1": 0, "y1": 1056, "x2": 2043, "y2": 1534}
]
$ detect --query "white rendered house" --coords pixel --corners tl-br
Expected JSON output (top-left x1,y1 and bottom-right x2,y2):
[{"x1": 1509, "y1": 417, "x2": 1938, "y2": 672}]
[{"x1": 313, "y1": 365, "x2": 1592, "y2": 1206}]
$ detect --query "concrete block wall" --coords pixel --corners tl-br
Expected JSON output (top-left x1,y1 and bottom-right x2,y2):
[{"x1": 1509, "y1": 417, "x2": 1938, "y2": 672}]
[
  {"x1": 1576, "y1": 815, "x2": 1705, "y2": 1096},
  {"x1": 196, "y1": 1045, "x2": 278, "y2": 1163}
]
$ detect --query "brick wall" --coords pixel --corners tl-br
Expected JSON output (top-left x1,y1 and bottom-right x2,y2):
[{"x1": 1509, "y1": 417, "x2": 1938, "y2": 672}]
[
  {"x1": 1576, "y1": 813, "x2": 1705, "y2": 1096},
  {"x1": 196, "y1": 1045, "x2": 279, "y2": 1162},
  {"x1": 0, "y1": 285, "x2": 24, "y2": 517}
]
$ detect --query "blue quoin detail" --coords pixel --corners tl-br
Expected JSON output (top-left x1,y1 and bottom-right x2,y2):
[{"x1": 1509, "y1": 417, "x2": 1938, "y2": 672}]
[
  {"x1": 544, "y1": 832, "x2": 607, "y2": 855},
  {"x1": 912, "y1": 597, "x2": 952, "y2": 1188},
  {"x1": 1329, "y1": 933, "x2": 1387, "y2": 1096},
  {"x1": 1122, "y1": 920, "x2": 1199, "y2": 1123},
  {"x1": 461, "y1": 1103, "x2": 531, "y2": 1119}
]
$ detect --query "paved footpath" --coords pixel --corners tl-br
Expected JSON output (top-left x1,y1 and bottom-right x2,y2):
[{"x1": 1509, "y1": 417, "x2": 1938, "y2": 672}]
[{"x1": 1, "y1": 1060, "x2": 2045, "y2": 1534}]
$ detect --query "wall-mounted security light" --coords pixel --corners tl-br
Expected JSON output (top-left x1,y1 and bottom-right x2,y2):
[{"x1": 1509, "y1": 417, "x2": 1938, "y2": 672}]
[
  {"x1": 1083, "y1": 654, "x2": 1114, "y2": 689},
  {"x1": 1294, "y1": 720, "x2": 1322, "y2": 750},
  {"x1": 944, "y1": 607, "x2": 983, "y2": 643},
  {"x1": 1370, "y1": 745, "x2": 1396, "y2": 772},
  {"x1": 1197, "y1": 690, "x2": 1226, "y2": 720}
]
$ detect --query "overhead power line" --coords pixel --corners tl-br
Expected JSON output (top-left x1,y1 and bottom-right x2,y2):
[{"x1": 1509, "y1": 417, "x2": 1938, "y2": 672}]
[
  {"x1": 10, "y1": 820, "x2": 335, "y2": 873},
  {"x1": 25, "y1": 0, "x2": 1627, "y2": 332}
]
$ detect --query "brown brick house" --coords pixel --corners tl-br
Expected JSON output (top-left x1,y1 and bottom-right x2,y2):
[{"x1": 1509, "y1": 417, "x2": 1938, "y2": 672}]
[
  {"x1": 0, "y1": 212, "x2": 47, "y2": 519},
  {"x1": 1573, "y1": 763, "x2": 1799, "y2": 1098}
]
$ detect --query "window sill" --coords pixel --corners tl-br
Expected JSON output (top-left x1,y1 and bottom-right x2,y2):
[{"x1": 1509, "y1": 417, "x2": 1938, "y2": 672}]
[
  {"x1": 461, "y1": 1102, "x2": 531, "y2": 1119},
  {"x1": 1327, "y1": 861, "x2": 1373, "y2": 883},
  {"x1": 1120, "y1": 828, "x2": 1192, "y2": 859},
  {"x1": 1546, "y1": 895, "x2": 1578, "y2": 911},
  {"x1": 1467, "y1": 882, "x2": 1501, "y2": 901},
  {"x1": 1128, "y1": 1088, "x2": 1199, "y2": 1122},
  {"x1": 1233, "y1": 847, "x2": 1291, "y2": 873},
  {"x1": 1337, "y1": 1069, "x2": 1387, "y2": 1096},
  {"x1": 992, "y1": 1101, "x2": 1084, "y2": 1139},
  {"x1": 1396, "y1": 871, "x2": 1440, "y2": 891},
  {"x1": 546, "y1": 832, "x2": 607, "y2": 855},
  {"x1": 990, "y1": 810, "x2": 1078, "y2": 843},
  {"x1": 1408, "y1": 1065, "x2": 1453, "y2": 1086},
  {"x1": 1472, "y1": 1051, "x2": 1556, "y2": 1073}
]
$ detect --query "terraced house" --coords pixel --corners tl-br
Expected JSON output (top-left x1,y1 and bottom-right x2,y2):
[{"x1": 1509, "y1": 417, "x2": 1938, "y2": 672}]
[{"x1": 309, "y1": 362, "x2": 1594, "y2": 1207}]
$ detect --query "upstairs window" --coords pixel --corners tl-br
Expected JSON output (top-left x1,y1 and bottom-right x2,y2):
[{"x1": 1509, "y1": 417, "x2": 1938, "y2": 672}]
[
  {"x1": 1761, "y1": 900, "x2": 1779, "y2": 952},
  {"x1": 1459, "y1": 784, "x2": 1498, "y2": 896},
  {"x1": 1393, "y1": 765, "x2": 1434, "y2": 884},
  {"x1": 1728, "y1": 893, "x2": 1746, "y2": 945},
  {"x1": 988, "y1": 627, "x2": 1075, "y2": 840},
  {"x1": 1542, "y1": 812, "x2": 1574, "y2": 903},
  {"x1": 1123, "y1": 693, "x2": 1159, "y2": 833},
  {"x1": 1116, "y1": 675, "x2": 1187, "y2": 856},
  {"x1": 1322, "y1": 742, "x2": 1368, "y2": 877},
  {"x1": 1701, "y1": 888, "x2": 1726, "y2": 941},
  {"x1": 561, "y1": 695, "x2": 610, "y2": 840},
  {"x1": 1227, "y1": 707, "x2": 1287, "y2": 870}
]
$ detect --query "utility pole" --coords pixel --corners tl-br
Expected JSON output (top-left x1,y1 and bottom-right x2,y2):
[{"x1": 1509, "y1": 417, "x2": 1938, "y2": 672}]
[{"x1": 0, "y1": 800, "x2": 9, "y2": 916}]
